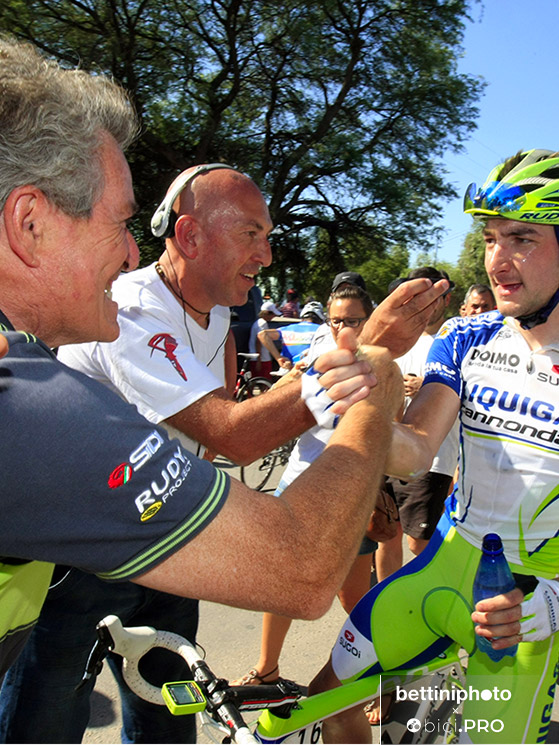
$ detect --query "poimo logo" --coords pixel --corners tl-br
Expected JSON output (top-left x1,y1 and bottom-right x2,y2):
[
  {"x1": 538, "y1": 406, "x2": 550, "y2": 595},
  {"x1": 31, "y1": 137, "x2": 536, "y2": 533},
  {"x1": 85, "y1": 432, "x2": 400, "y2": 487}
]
[{"x1": 345, "y1": 630, "x2": 355, "y2": 643}]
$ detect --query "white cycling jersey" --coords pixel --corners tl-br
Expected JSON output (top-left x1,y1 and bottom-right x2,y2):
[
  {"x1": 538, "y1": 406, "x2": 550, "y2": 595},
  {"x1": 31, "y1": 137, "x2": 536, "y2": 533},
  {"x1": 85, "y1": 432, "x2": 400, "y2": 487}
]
[{"x1": 424, "y1": 311, "x2": 559, "y2": 576}]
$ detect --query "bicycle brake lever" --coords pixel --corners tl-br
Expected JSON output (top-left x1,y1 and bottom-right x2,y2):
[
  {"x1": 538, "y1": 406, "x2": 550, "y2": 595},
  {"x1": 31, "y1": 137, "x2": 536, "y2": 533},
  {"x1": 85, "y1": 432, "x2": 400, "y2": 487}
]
[{"x1": 75, "y1": 620, "x2": 115, "y2": 691}]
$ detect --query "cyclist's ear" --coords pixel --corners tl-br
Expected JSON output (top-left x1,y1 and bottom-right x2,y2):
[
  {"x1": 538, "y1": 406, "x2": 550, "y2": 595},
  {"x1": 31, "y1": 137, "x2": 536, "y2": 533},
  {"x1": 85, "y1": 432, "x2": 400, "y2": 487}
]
[{"x1": 335, "y1": 326, "x2": 358, "y2": 353}]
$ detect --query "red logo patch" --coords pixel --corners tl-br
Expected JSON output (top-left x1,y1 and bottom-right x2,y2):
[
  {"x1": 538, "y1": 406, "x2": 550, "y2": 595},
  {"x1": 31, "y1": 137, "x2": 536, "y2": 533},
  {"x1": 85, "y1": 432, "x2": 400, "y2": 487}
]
[
  {"x1": 108, "y1": 463, "x2": 133, "y2": 489},
  {"x1": 148, "y1": 333, "x2": 187, "y2": 381},
  {"x1": 344, "y1": 630, "x2": 355, "y2": 643},
  {"x1": 552, "y1": 364, "x2": 559, "y2": 376}
]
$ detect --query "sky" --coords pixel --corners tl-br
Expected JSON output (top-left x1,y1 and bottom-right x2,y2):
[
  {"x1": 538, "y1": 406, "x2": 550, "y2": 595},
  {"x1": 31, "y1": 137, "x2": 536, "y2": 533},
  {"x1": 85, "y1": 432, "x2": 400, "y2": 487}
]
[{"x1": 434, "y1": 0, "x2": 559, "y2": 265}]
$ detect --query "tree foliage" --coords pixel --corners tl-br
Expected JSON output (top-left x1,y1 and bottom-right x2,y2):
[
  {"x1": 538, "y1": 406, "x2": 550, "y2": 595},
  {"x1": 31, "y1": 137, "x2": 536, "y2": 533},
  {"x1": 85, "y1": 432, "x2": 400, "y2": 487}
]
[
  {"x1": 453, "y1": 219, "x2": 488, "y2": 303},
  {"x1": 0, "y1": 0, "x2": 483, "y2": 286}
]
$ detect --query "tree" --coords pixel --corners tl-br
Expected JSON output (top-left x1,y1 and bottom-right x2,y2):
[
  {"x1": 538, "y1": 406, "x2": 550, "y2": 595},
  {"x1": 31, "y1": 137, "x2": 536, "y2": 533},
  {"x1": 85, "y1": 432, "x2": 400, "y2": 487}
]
[
  {"x1": 0, "y1": 0, "x2": 484, "y2": 283},
  {"x1": 452, "y1": 219, "x2": 488, "y2": 305}
]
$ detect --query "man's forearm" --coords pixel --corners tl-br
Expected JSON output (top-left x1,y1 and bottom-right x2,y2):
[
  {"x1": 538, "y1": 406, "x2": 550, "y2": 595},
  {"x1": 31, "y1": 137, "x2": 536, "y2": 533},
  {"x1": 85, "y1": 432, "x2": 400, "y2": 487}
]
[{"x1": 384, "y1": 421, "x2": 433, "y2": 481}]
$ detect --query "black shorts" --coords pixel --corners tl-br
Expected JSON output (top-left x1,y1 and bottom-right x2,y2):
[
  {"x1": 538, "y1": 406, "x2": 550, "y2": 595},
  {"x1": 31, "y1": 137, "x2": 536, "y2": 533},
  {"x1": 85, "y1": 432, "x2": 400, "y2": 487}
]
[{"x1": 389, "y1": 471, "x2": 453, "y2": 541}]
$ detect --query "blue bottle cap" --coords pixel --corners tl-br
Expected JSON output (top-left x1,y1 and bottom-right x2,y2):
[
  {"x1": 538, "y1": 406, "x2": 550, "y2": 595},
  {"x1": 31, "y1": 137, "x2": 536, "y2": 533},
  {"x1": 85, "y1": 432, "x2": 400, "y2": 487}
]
[{"x1": 482, "y1": 533, "x2": 503, "y2": 554}]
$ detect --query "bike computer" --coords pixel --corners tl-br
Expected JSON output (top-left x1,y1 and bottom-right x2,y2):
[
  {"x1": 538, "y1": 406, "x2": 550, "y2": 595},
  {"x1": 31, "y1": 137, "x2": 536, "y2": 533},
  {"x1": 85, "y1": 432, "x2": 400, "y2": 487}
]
[{"x1": 162, "y1": 680, "x2": 206, "y2": 715}]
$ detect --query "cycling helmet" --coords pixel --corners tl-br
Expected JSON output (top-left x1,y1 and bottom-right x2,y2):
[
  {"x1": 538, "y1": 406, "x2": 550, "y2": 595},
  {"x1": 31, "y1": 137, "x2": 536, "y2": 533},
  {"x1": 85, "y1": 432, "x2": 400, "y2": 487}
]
[
  {"x1": 463, "y1": 149, "x2": 559, "y2": 225},
  {"x1": 463, "y1": 149, "x2": 559, "y2": 329},
  {"x1": 300, "y1": 301, "x2": 325, "y2": 323}
]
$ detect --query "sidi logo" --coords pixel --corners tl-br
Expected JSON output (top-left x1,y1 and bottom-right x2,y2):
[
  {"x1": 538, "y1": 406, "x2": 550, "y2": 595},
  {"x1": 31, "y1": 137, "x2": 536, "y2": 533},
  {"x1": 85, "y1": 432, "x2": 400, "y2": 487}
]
[
  {"x1": 130, "y1": 431, "x2": 165, "y2": 470},
  {"x1": 107, "y1": 431, "x2": 164, "y2": 488}
]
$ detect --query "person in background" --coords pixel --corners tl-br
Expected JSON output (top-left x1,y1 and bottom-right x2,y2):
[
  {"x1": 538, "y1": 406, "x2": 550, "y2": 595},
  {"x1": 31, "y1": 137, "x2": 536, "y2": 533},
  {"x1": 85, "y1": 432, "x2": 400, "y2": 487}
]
[
  {"x1": 364, "y1": 266, "x2": 460, "y2": 725},
  {"x1": 309, "y1": 272, "x2": 374, "y2": 359},
  {"x1": 462, "y1": 282, "x2": 496, "y2": 316},
  {"x1": 248, "y1": 300, "x2": 282, "y2": 380},
  {"x1": 233, "y1": 284, "x2": 379, "y2": 688},
  {"x1": 258, "y1": 301, "x2": 325, "y2": 370},
  {"x1": 280, "y1": 288, "x2": 300, "y2": 317}
]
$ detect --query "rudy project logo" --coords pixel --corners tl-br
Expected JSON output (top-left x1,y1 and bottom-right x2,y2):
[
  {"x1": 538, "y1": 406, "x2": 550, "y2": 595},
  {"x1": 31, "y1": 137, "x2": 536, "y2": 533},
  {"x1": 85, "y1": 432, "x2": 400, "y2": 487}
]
[
  {"x1": 134, "y1": 445, "x2": 192, "y2": 522},
  {"x1": 148, "y1": 333, "x2": 187, "y2": 381}
]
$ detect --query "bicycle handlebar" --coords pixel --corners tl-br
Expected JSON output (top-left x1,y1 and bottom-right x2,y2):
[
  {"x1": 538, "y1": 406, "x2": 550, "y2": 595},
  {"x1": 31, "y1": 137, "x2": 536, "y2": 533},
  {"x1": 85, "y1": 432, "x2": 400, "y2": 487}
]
[
  {"x1": 99, "y1": 614, "x2": 198, "y2": 705},
  {"x1": 93, "y1": 615, "x2": 302, "y2": 744}
]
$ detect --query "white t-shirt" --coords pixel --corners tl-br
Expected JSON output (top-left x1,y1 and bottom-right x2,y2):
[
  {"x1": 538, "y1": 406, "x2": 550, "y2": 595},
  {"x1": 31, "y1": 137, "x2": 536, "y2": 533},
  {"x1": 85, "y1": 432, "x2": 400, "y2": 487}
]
[
  {"x1": 395, "y1": 332, "x2": 459, "y2": 476},
  {"x1": 249, "y1": 317, "x2": 272, "y2": 361},
  {"x1": 58, "y1": 263, "x2": 230, "y2": 458}
]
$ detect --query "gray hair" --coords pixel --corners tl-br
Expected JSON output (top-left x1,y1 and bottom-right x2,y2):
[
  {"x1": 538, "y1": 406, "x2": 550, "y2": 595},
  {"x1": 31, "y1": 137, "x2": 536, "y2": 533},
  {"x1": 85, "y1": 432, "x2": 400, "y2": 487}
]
[
  {"x1": 0, "y1": 35, "x2": 139, "y2": 217},
  {"x1": 463, "y1": 283, "x2": 494, "y2": 305}
]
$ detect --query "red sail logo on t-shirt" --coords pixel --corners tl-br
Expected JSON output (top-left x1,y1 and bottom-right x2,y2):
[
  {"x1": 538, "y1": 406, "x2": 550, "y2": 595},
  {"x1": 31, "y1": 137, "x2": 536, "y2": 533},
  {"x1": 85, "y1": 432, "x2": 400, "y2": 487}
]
[{"x1": 148, "y1": 333, "x2": 187, "y2": 381}]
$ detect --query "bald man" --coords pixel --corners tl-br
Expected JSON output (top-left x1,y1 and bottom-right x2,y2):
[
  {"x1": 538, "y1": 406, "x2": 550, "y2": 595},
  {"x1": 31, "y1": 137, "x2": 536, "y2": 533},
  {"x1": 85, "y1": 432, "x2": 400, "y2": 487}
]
[{"x1": 1, "y1": 164, "x2": 445, "y2": 743}]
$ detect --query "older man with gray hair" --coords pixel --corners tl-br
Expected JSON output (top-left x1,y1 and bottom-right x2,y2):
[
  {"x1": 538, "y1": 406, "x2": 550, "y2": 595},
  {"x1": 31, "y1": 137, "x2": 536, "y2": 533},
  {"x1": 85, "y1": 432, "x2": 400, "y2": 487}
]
[{"x1": 0, "y1": 34, "x2": 449, "y2": 744}]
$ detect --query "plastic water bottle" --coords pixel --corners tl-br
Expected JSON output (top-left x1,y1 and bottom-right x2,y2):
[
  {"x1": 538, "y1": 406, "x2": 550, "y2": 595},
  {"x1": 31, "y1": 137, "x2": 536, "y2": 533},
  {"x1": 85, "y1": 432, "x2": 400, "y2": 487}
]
[{"x1": 472, "y1": 533, "x2": 517, "y2": 662}]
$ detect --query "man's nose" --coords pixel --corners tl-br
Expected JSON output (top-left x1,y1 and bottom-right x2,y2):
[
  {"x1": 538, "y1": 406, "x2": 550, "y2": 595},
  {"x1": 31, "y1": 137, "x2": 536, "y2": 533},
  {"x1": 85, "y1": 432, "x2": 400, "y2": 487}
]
[{"x1": 123, "y1": 232, "x2": 140, "y2": 272}]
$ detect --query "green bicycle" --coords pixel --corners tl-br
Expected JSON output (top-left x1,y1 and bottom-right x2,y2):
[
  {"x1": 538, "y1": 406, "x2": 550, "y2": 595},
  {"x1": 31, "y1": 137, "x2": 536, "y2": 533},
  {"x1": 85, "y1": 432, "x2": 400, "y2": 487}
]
[{"x1": 83, "y1": 615, "x2": 466, "y2": 744}]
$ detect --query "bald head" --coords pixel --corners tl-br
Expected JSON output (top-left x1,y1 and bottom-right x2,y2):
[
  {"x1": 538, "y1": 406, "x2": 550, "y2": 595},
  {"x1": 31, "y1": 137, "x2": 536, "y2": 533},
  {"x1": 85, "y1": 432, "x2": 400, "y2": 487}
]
[
  {"x1": 156, "y1": 163, "x2": 273, "y2": 310},
  {"x1": 176, "y1": 167, "x2": 264, "y2": 230}
]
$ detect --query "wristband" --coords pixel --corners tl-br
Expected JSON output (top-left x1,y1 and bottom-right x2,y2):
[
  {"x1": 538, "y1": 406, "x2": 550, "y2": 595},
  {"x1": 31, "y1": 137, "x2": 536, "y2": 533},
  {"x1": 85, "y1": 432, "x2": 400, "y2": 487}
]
[
  {"x1": 301, "y1": 364, "x2": 340, "y2": 429},
  {"x1": 519, "y1": 578, "x2": 559, "y2": 642},
  {"x1": 512, "y1": 573, "x2": 538, "y2": 596}
]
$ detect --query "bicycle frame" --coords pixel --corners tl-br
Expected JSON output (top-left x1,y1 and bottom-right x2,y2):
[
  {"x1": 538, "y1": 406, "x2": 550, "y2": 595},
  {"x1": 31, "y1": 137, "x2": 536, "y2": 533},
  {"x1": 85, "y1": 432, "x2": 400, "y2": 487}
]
[
  {"x1": 88, "y1": 615, "x2": 466, "y2": 745},
  {"x1": 253, "y1": 647, "x2": 464, "y2": 743}
]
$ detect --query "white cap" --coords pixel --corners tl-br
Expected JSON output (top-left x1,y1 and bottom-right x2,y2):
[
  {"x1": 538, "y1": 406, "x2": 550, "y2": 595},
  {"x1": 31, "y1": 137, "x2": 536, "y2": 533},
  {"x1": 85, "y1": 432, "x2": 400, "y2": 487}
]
[
  {"x1": 300, "y1": 301, "x2": 325, "y2": 322},
  {"x1": 260, "y1": 301, "x2": 282, "y2": 316}
]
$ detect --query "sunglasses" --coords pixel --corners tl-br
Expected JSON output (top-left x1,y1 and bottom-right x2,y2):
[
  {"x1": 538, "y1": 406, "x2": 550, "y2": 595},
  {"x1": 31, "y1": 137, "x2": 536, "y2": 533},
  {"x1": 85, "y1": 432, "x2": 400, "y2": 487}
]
[
  {"x1": 326, "y1": 316, "x2": 367, "y2": 329},
  {"x1": 463, "y1": 181, "x2": 526, "y2": 215}
]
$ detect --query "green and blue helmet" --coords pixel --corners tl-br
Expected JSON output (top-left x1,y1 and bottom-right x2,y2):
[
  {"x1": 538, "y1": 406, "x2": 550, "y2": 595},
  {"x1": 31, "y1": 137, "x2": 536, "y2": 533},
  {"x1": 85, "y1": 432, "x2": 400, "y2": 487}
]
[{"x1": 463, "y1": 149, "x2": 559, "y2": 226}]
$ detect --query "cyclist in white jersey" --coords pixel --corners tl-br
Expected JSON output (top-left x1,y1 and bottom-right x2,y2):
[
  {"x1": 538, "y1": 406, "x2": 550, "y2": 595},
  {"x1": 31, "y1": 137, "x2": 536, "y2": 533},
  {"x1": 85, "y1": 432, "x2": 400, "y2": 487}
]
[{"x1": 311, "y1": 149, "x2": 559, "y2": 744}]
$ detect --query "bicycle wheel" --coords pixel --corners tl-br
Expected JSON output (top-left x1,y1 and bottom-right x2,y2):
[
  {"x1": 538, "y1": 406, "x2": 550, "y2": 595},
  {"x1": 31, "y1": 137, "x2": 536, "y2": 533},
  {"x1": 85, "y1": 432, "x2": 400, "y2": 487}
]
[
  {"x1": 236, "y1": 376, "x2": 272, "y2": 402},
  {"x1": 240, "y1": 450, "x2": 279, "y2": 491}
]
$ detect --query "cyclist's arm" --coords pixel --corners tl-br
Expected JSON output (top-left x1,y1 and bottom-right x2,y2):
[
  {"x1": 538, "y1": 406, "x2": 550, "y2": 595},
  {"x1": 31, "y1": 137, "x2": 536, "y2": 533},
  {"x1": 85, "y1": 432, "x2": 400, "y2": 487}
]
[
  {"x1": 166, "y1": 336, "x2": 375, "y2": 466},
  {"x1": 135, "y1": 345, "x2": 402, "y2": 620},
  {"x1": 0, "y1": 334, "x2": 7, "y2": 358},
  {"x1": 385, "y1": 381, "x2": 460, "y2": 480}
]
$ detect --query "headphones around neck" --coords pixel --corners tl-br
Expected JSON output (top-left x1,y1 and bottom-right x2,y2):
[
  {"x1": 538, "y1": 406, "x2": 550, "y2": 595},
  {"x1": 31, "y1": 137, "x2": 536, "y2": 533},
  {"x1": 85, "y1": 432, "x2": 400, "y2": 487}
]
[{"x1": 150, "y1": 163, "x2": 236, "y2": 239}]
